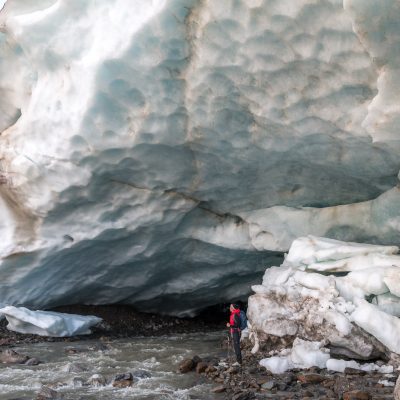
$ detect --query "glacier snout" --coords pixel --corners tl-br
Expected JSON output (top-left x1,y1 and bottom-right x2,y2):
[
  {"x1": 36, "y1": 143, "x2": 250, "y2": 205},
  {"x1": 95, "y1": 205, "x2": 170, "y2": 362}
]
[{"x1": 0, "y1": 0, "x2": 400, "y2": 315}]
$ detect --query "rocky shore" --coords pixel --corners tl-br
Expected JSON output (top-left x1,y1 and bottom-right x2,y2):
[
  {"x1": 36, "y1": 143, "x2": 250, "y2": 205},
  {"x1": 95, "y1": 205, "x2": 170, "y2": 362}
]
[
  {"x1": 179, "y1": 338, "x2": 399, "y2": 399},
  {"x1": 0, "y1": 304, "x2": 224, "y2": 346}
]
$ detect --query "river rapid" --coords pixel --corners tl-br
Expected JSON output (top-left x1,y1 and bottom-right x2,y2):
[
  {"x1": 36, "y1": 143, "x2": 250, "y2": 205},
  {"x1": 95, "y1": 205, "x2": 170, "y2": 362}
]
[{"x1": 0, "y1": 332, "x2": 225, "y2": 399}]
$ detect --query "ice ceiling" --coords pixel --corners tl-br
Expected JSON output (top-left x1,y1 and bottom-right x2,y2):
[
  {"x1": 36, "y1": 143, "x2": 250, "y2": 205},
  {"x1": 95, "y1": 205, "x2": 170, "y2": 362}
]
[{"x1": 0, "y1": 0, "x2": 400, "y2": 315}]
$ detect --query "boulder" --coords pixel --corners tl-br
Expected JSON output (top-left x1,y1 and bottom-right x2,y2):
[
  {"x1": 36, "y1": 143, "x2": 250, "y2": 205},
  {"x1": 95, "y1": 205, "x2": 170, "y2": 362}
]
[
  {"x1": 196, "y1": 362, "x2": 209, "y2": 374},
  {"x1": 87, "y1": 374, "x2": 107, "y2": 387},
  {"x1": 36, "y1": 386, "x2": 60, "y2": 400},
  {"x1": 24, "y1": 358, "x2": 41, "y2": 366},
  {"x1": 112, "y1": 372, "x2": 137, "y2": 388},
  {"x1": 132, "y1": 369, "x2": 151, "y2": 379},
  {"x1": 0, "y1": 349, "x2": 29, "y2": 364},
  {"x1": 178, "y1": 358, "x2": 195, "y2": 373}
]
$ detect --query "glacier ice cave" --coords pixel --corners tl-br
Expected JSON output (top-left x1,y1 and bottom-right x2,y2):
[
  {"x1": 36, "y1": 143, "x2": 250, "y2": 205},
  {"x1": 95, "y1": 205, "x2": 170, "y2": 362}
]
[{"x1": 1, "y1": 0, "x2": 400, "y2": 316}]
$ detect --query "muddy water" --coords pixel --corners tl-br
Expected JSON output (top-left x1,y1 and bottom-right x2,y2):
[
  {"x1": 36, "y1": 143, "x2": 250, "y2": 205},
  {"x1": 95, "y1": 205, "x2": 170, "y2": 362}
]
[{"x1": 0, "y1": 332, "x2": 225, "y2": 399}]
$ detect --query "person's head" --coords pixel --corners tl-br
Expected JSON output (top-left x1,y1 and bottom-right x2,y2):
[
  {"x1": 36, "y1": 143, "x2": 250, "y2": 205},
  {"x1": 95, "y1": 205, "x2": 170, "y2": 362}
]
[{"x1": 230, "y1": 303, "x2": 240, "y2": 312}]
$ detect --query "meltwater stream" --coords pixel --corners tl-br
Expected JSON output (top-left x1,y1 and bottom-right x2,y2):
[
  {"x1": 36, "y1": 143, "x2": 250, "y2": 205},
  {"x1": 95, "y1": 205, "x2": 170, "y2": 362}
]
[{"x1": 0, "y1": 332, "x2": 224, "y2": 399}]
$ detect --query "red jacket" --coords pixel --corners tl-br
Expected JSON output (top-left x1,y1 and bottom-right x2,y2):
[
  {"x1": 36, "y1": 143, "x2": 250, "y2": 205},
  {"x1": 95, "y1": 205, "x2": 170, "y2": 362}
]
[{"x1": 229, "y1": 309, "x2": 241, "y2": 333}]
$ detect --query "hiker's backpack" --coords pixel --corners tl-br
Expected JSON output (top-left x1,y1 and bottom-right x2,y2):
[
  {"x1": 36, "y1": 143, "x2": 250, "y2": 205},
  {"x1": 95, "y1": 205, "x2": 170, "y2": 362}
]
[{"x1": 239, "y1": 310, "x2": 248, "y2": 330}]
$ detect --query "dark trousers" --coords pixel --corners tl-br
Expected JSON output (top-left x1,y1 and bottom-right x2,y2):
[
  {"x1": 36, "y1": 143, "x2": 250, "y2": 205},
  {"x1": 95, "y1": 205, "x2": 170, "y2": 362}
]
[{"x1": 231, "y1": 330, "x2": 242, "y2": 364}]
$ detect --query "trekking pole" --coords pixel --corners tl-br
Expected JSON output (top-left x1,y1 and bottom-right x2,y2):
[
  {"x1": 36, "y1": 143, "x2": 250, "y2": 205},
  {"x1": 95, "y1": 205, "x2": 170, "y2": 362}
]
[{"x1": 226, "y1": 333, "x2": 231, "y2": 365}]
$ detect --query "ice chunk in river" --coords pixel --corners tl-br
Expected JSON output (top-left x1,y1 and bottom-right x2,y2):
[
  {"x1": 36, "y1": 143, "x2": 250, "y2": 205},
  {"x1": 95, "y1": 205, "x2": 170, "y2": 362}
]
[{"x1": 0, "y1": 306, "x2": 102, "y2": 337}]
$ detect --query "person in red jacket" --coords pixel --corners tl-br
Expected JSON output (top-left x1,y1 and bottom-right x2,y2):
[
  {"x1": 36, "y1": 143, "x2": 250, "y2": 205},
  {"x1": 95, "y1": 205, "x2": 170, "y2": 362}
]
[{"x1": 226, "y1": 303, "x2": 242, "y2": 365}]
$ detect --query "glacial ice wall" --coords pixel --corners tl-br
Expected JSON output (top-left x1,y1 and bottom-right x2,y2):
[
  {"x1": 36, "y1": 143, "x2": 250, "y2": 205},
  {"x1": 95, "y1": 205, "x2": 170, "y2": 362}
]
[{"x1": 0, "y1": 0, "x2": 400, "y2": 315}]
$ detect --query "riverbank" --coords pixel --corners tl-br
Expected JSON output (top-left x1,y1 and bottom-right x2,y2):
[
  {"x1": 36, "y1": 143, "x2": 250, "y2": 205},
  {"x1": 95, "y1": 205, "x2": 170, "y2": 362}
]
[
  {"x1": 180, "y1": 339, "x2": 399, "y2": 399},
  {"x1": 1, "y1": 305, "x2": 398, "y2": 399}
]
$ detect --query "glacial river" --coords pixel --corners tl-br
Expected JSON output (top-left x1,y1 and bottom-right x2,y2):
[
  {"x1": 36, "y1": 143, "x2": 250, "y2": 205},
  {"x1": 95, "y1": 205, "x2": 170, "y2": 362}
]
[{"x1": 0, "y1": 332, "x2": 225, "y2": 399}]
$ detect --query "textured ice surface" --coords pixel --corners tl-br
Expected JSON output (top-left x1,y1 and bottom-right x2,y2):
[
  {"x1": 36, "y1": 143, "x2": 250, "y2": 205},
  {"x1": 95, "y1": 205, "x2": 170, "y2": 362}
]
[
  {"x1": 1, "y1": 1, "x2": 400, "y2": 314},
  {"x1": 0, "y1": 306, "x2": 102, "y2": 337},
  {"x1": 249, "y1": 236, "x2": 400, "y2": 359},
  {"x1": 260, "y1": 338, "x2": 393, "y2": 374}
]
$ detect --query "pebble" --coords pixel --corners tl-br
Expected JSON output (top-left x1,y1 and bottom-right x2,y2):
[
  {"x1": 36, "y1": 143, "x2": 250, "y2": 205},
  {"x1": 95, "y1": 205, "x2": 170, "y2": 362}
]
[
  {"x1": 36, "y1": 386, "x2": 60, "y2": 400},
  {"x1": 344, "y1": 368, "x2": 367, "y2": 376},
  {"x1": 212, "y1": 385, "x2": 226, "y2": 393},
  {"x1": 343, "y1": 390, "x2": 371, "y2": 400},
  {"x1": 297, "y1": 373, "x2": 327, "y2": 384},
  {"x1": 261, "y1": 380, "x2": 275, "y2": 390}
]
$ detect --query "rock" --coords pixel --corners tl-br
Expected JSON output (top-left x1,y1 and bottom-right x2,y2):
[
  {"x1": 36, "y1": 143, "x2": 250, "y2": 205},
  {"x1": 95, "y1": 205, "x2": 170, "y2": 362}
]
[
  {"x1": 65, "y1": 363, "x2": 88, "y2": 373},
  {"x1": 179, "y1": 358, "x2": 195, "y2": 373},
  {"x1": 334, "y1": 376, "x2": 352, "y2": 397},
  {"x1": 114, "y1": 372, "x2": 133, "y2": 381},
  {"x1": 72, "y1": 377, "x2": 86, "y2": 387},
  {"x1": 232, "y1": 391, "x2": 256, "y2": 400},
  {"x1": 0, "y1": 349, "x2": 29, "y2": 364},
  {"x1": 394, "y1": 375, "x2": 400, "y2": 400},
  {"x1": 36, "y1": 386, "x2": 60, "y2": 400},
  {"x1": 212, "y1": 385, "x2": 226, "y2": 393},
  {"x1": 196, "y1": 362, "x2": 209, "y2": 374},
  {"x1": 277, "y1": 382, "x2": 287, "y2": 391},
  {"x1": 202, "y1": 355, "x2": 219, "y2": 365},
  {"x1": 246, "y1": 366, "x2": 257, "y2": 374},
  {"x1": 64, "y1": 347, "x2": 81, "y2": 354},
  {"x1": 89, "y1": 343, "x2": 110, "y2": 351},
  {"x1": 112, "y1": 380, "x2": 133, "y2": 389},
  {"x1": 227, "y1": 365, "x2": 241, "y2": 374},
  {"x1": 87, "y1": 374, "x2": 107, "y2": 387},
  {"x1": 261, "y1": 380, "x2": 275, "y2": 390},
  {"x1": 343, "y1": 390, "x2": 371, "y2": 400},
  {"x1": 308, "y1": 366, "x2": 321, "y2": 373},
  {"x1": 344, "y1": 368, "x2": 367, "y2": 375},
  {"x1": 132, "y1": 369, "x2": 151, "y2": 379},
  {"x1": 205, "y1": 365, "x2": 217, "y2": 373},
  {"x1": 283, "y1": 373, "x2": 296, "y2": 384},
  {"x1": 112, "y1": 373, "x2": 137, "y2": 388},
  {"x1": 297, "y1": 373, "x2": 327, "y2": 384},
  {"x1": 24, "y1": 358, "x2": 41, "y2": 366},
  {"x1": 8, "y1": 398, "x2": 32, "y2": 400},
  {"x1": 250, "y1": 381, "x2": 260, "y2": 389},
  {"x1": 192, "y1": 355, "x2": 202, "y2": 366}
]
